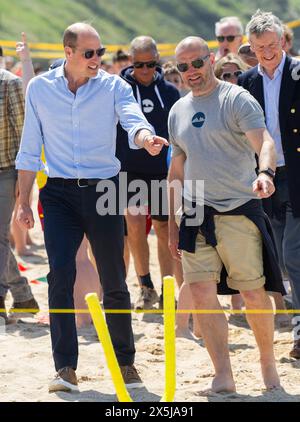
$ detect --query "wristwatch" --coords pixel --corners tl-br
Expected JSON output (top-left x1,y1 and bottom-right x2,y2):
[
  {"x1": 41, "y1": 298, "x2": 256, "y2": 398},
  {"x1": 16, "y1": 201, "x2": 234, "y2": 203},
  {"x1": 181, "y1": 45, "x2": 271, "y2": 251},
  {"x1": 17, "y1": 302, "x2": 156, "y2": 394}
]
[{"x1": 258, "y1": 168, "x2": 275, "y2": 179}]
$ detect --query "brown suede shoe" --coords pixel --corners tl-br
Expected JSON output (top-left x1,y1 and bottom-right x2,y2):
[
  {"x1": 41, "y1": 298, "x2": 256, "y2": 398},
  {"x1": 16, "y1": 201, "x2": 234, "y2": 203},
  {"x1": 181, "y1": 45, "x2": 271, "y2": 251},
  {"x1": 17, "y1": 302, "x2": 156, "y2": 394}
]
[
  {"x1": 120, "y1": 365, "x2": 143, "y2": 389},
  {"x1": 9, "y1": 297, "x2": 39, "y2": 317},
  {"x1": 49, "y1": 367, "x2": 79, "y2": 393},
  {"x1": 290, "y1": 340, "x2": 300, "y2": 359},
  {"x1": 0, "y1": 296, "x2": 8, "y2": 324}
]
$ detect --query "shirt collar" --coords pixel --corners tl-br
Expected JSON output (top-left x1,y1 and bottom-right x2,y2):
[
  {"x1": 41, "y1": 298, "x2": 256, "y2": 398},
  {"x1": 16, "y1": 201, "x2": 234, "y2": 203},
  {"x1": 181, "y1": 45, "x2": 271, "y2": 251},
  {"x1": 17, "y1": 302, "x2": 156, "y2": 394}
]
[
  {"x1": 258, "y1": 51, "x2": 286, "y2": 79},
  {"x1": 54, "y1": 62, "x2": 66, "y2": 78}
]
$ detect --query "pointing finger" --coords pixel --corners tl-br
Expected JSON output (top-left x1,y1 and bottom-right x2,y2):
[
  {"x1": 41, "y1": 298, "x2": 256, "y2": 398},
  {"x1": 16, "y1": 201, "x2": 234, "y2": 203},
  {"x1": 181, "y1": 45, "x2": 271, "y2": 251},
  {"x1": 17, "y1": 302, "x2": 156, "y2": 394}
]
[{"x1": 21, "y1": 32, "x2": 27, "y2": 44}]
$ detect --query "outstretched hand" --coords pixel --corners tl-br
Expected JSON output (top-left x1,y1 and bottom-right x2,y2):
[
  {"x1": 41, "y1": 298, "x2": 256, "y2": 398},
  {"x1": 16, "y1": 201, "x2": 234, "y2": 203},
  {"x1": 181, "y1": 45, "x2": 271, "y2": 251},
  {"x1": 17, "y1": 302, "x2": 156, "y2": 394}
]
[{"x1": 143, "y1": 135, "x2": 169, "y2": 156}]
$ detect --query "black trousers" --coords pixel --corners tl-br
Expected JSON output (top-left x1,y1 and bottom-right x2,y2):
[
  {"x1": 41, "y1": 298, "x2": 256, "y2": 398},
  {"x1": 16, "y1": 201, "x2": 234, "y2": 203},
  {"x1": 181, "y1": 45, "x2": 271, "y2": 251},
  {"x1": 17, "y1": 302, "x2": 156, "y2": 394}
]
[{"x1": 39, "y1": 176, "x2": 135, "y2": 371}]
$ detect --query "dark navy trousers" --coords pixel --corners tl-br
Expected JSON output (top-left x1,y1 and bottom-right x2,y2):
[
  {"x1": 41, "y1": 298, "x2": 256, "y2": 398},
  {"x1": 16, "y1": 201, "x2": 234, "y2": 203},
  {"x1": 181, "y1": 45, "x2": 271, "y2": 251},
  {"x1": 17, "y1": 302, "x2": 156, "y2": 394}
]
[
  {"x1": 39, "y1": 177, "x2": 135, "y2": 371},
  {"x1": 271, "y1": 170, "x2": 300, "y2": 313}
]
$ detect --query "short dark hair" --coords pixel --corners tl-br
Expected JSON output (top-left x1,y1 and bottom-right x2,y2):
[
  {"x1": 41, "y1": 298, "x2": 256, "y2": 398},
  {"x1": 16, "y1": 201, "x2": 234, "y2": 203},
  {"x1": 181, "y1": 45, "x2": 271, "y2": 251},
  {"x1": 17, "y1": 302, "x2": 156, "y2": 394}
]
[
  {"x1": 0, "y1": 46, "x2": 3, "y2": 57},
  {"x1": 112, "y1": 49, "x2": 129, "y2": 64},
  {"x1": 63, "y1": 28, "x2": 78, "y2": 48}
]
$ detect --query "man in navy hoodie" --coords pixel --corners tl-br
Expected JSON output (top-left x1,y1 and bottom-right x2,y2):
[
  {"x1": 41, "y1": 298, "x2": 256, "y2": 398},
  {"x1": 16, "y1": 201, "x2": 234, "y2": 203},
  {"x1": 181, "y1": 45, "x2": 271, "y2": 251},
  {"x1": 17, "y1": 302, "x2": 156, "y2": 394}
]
[{"x1": 116, "y1": 36, "x2": 180, "y2": 309}]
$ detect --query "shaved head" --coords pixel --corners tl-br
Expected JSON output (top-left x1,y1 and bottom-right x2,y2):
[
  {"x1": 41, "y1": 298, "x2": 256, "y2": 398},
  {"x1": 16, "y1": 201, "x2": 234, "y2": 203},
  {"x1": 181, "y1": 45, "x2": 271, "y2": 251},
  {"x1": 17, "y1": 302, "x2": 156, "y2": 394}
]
[
  {"x1": 175, "y1": 36, "x2": 209, "y2": 58},
  {"x1": 175, "y1": 36, "x2": 217, "y2": 97},
  {"x1": 63, "y1": 23, "x2": 100, "y2": 48}
]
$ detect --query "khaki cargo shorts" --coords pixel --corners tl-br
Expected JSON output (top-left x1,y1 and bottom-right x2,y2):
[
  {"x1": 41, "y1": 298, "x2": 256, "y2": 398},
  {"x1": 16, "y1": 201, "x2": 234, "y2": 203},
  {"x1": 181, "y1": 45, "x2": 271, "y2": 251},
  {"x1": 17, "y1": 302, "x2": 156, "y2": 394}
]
[{"x1": 181, "y1": 215, "x2": 265, "y2": 291}]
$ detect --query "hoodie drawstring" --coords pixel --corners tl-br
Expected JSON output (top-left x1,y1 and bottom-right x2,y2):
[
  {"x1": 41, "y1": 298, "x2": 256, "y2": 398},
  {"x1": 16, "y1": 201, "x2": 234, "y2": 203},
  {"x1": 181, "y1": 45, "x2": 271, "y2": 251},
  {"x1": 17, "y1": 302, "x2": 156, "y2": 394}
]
[
  {"x1": 154, "y1": 85, "x2": 165, "y2": 109},
  {"x1": 135, "y1": 84, "x2": 165, "y2": 110},
  {"x1": 136, "y1": 86, "x2": 142, "y2": 109}
]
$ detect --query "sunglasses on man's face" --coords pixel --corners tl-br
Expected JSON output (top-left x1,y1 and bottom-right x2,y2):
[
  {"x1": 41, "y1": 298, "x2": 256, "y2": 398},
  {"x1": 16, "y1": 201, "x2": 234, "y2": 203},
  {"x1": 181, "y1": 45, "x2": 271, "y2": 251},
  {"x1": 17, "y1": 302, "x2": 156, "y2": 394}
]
[
  {"x1": 221, "y1": 70, "x2": 243, "y2": 80},
  {"x1": 80, "y1": 47, "x2": 106, "y2": 59},
  {"x1": 217, "y1": 35, "x2": 240, "y2": 43},
  {"x1": 176, "y1": 55, "x2": 210, "y2": 73},
  {"x1": 133, "y1": 61, "x2": 157, "y2": 69}
]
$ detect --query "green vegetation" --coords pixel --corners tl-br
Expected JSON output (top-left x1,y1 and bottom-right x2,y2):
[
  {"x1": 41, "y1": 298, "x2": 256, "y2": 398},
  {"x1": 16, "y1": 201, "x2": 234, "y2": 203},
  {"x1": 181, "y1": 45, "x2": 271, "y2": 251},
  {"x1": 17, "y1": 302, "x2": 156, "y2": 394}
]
[{"x1": 0, "y1": 0, "x2": 299, "y2": 44}]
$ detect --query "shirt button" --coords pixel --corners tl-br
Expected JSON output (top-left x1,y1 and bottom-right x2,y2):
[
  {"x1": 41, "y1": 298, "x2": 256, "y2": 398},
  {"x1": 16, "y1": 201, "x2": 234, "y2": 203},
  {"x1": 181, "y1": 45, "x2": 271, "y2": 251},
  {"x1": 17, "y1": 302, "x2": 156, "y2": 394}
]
[
  {"x1": 291, "y1": 108, "x2": 296, "y2": 113},
  {"x1": 293, "y1": 129, "x2": 298, "y2": 133}
]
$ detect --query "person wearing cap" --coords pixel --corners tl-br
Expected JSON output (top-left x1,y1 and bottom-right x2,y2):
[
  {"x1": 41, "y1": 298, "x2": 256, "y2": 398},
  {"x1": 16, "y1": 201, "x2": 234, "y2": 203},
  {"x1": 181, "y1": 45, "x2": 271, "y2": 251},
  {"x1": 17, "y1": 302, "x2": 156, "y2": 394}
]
[{"x1": 238, "y1": 43, "x2": 259, "y2": 67}]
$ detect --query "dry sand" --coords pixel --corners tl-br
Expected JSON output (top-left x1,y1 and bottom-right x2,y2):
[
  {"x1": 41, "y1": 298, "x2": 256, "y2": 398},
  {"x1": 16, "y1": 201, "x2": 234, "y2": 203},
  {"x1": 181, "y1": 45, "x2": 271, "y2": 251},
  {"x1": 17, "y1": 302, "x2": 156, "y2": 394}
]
[{"x1": 1, "y1": 185, "x2": 300, "y2": 403}]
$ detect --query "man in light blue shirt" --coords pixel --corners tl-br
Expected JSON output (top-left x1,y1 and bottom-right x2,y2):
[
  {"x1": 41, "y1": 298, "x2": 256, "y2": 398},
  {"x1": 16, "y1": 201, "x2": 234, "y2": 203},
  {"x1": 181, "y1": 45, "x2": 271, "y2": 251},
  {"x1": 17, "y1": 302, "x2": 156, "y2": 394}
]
[{"x1": 16, "y1": 22, "x2": 168, "y2": 393}]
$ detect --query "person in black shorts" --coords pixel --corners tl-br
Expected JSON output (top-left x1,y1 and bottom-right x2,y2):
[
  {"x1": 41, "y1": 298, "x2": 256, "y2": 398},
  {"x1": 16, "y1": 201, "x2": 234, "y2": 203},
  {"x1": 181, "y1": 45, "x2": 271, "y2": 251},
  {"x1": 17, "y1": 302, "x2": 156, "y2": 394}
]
[{"x1": 116, "y1": 36, "x2": 180, "y2": 310}]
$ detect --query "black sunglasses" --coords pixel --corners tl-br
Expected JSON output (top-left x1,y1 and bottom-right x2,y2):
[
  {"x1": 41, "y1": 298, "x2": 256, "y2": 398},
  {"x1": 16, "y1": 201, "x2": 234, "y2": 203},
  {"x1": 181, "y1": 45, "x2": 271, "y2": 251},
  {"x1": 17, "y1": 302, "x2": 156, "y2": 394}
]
[
  {"x1": 221, "y1": 70, "x2": 243, "y2": 80},
  {"x1": 133, "y1": 61, "x2": 157, "y2": 69},
  {"x1": 79, "y1": 47, "x2": 106, "y2": 59},
  {"x1": 176, "y1": 55, "x2": 210, "y2": 73},
  {"x1": 217, "y1": 35, "x2": 240, "y2": 43}
]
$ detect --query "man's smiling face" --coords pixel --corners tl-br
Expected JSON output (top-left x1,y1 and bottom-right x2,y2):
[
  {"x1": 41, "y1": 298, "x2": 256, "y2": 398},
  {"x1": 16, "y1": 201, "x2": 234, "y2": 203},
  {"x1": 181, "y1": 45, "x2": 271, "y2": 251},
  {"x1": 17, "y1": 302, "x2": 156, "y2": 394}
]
[{"x1": 250, "y1": 30, "x2": 284, "y2": 75}]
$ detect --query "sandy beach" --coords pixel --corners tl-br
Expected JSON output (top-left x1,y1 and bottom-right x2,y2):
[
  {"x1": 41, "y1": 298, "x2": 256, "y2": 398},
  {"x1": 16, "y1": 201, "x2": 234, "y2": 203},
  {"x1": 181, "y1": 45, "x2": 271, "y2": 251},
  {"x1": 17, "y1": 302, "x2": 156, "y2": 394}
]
[{"x1": 1, "y1": 185, "x2": 300, "y2": 403}]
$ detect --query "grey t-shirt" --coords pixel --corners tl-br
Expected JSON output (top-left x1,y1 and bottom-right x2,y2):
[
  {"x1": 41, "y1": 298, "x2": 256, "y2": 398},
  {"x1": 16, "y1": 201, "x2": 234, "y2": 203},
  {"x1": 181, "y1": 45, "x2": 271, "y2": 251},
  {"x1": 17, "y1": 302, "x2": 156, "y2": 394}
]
[{"x1": 168, "y1": 81, "x2": 266, "y2": 211}]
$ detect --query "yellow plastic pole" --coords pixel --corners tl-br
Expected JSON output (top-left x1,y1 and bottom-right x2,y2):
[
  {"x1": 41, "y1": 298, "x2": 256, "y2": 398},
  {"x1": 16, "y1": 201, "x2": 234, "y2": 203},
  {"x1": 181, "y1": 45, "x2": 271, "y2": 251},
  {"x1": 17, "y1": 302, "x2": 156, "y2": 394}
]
[
  {"x1": 160, "y1": 276, "x2": 176, "y2": 402},
  {"x1": 85, "y1": 293, "x2": 132, "y2": 402}
]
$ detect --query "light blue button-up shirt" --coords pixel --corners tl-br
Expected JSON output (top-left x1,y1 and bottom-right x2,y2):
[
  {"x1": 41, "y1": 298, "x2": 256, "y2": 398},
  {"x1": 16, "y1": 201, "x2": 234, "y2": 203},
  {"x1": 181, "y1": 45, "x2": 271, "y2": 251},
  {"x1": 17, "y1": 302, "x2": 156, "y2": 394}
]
[
  {"x1": 16, "y1": 64, "x2": 154, "y2": 179},
  {"x1": 258, "y1": 52, "x2": 286, "y2": 167}
]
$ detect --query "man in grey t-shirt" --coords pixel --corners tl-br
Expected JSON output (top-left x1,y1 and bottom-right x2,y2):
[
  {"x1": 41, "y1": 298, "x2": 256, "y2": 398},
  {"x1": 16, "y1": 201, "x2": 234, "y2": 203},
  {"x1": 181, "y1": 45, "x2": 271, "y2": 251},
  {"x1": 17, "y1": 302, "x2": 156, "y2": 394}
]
[{"x1": 168, "y1": 36, "x2": 280, "y2": 393}]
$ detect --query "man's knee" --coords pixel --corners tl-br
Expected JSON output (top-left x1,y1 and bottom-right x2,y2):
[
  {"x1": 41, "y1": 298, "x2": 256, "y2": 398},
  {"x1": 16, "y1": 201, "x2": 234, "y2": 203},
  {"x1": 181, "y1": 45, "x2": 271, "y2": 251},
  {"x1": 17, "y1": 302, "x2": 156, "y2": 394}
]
[
  {"x1": 125, "y1": 211, "x2": 145, "y2": 234},
  {"x1": 240, "y1": 287, "x2": 268, "y2": 305},
  {"x1": 190, "y1": 281, "x2": 217, "y2": 306},
  {"x1": 152, "y1": 219, "x2": 168, "y2": 239}
]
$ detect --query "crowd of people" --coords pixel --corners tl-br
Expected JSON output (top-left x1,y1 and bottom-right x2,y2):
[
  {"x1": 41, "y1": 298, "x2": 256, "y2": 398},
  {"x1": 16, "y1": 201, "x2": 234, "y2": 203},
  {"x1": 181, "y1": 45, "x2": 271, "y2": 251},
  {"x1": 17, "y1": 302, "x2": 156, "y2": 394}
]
[{"x1": 0, "y1": 9, "x2": 300, "y2": 395}]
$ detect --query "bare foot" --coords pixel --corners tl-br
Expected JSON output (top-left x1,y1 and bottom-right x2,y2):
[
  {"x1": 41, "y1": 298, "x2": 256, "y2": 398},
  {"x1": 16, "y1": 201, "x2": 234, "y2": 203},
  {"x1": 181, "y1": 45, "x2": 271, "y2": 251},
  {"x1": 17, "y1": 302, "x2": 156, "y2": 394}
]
[
  {"x1": 261, "y1": 361, "x2": 281, "y2": 390},
  {"x1": 36, "y1": 314, "x2": 50, "y2": 325},
  {"x1": 211, "y1": 373, "x2": 236, "y2": 393},
  {"x1": 176, "y1": 326, "x2": 197, "y2": 340}
]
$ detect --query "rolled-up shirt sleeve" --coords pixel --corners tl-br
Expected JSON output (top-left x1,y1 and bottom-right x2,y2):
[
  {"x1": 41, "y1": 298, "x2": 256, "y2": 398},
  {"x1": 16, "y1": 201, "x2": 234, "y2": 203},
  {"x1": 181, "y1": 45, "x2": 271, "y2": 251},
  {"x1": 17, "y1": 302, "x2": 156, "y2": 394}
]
[
  {"x1": 115, "y1": 79, "x2": 155, "y2": 149},
  {"x1": 15, "y1": 79, "x2": 44, "y2": 172}
]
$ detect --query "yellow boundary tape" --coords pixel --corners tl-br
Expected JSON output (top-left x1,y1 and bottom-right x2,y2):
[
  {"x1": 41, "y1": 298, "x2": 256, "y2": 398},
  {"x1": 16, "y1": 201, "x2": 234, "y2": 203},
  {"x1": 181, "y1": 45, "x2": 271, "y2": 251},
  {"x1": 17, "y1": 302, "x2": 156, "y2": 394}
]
[
  {"x1": 6, "y1": 309, "x2": 300, "y2": 314},
  {"x1": 85, "y1": 275, "x2": 176, "y2": 402},
  {"x1": 1, "y1": 19, "x2": 299, "y2": 59}
]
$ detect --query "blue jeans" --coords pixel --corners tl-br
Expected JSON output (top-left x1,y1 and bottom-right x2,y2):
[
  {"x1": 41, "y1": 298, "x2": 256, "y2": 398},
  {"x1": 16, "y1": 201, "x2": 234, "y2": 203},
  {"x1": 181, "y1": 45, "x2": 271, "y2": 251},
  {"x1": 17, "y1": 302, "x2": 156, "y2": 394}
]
[
  {"x1": 271, "y1": 170, "x2": 300, "y2": 313},
  {"x1": 39, "y1": 177, "x2": 135, "y2": 371},
  {"x1": 0, "y1": 169, "x2": 33, "y2": 301}
]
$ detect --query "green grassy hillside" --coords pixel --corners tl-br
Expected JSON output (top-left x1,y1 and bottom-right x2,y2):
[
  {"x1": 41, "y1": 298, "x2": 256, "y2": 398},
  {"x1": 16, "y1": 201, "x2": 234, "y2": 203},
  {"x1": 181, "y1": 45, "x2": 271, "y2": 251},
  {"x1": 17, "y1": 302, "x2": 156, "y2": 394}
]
[{"x1": 0, "y1": 0, "x2": 299, "y2": 44}]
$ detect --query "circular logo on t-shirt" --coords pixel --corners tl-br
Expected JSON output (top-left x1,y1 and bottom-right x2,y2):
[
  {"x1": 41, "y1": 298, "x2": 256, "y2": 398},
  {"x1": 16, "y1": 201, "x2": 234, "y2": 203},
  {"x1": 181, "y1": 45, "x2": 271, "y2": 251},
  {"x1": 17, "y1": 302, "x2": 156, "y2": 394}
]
[
  {"x1": 192, "y1": 112, "x2": 206, "y2": 128},
  {"x1": 142, "y1": 99, "x2": 154, "y2": 113}
]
